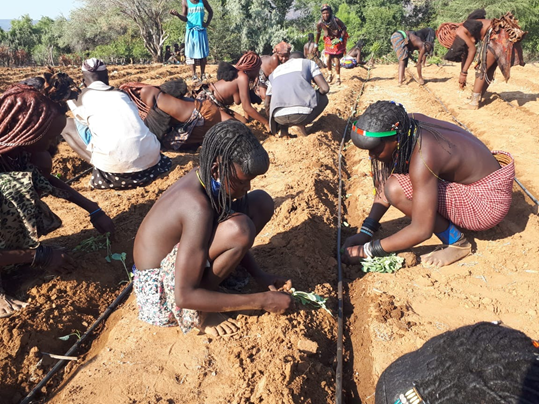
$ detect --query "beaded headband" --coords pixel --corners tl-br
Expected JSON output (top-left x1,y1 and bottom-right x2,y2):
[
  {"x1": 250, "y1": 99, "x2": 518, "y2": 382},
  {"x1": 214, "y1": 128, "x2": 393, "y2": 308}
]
[
  {"x1": 351, "y1": 121, "x2": 398, "y2": 138},
  {"x1": 394, "y1": 387, "x2": 426, "y2": 404}
]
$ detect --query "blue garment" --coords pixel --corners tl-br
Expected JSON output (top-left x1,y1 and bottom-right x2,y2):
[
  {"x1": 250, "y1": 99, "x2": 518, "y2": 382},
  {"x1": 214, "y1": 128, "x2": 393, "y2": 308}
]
[
  {"x1": 75, "y1": 120, "x2": 92, "y2": 145},
  {"x1": 185, "y1": 0, "x2": 209, "y2": 59}
]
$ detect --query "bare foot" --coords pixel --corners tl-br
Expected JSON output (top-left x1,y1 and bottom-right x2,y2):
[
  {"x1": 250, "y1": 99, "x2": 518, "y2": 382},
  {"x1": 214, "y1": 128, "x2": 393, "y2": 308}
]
[
  {"x1": 420, "y1": 238, "x2": 472, "y2": 268},
  {"x1": 200, "y1": 313, "x2": 240, "y2": 337},
  {"x1": 0, "y1": 293, "x2": 28, "y2": 318},
  {"x1": 296, "y1": 125, "x2": 308, "y2": 137}
]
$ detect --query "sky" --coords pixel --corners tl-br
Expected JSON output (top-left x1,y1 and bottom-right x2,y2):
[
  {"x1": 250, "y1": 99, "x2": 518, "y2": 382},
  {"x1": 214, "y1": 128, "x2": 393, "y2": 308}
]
[{"x1": 2, "y1": 0, "x2": 80, "y2": 20}]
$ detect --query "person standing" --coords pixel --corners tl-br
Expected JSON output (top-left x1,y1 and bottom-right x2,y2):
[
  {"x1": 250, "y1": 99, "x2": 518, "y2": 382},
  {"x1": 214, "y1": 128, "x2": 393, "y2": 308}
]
[
  {"x1": 171, "y1": 0, "x2": 213, "y2": 82},
  {"x1": 315, "y1": 4, "x2": 348, "y2": 85}
]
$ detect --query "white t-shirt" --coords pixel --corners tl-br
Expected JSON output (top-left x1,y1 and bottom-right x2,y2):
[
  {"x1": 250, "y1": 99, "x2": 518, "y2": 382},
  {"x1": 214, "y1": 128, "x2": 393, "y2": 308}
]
[{"x1": 68, "y1": 81, "x2": 161, "y2": 173}]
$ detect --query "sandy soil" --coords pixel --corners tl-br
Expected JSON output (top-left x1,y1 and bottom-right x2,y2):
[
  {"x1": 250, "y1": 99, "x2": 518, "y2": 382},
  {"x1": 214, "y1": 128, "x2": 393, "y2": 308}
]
[{"x1": 0, "y1": 60, "x2": 538, "y2": 404}]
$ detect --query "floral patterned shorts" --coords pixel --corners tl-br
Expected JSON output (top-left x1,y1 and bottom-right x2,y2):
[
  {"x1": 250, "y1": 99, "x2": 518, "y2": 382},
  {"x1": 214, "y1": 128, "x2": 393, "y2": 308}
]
[{"x1": 133, "y1": 243, "x2": 202, "y2": 333}]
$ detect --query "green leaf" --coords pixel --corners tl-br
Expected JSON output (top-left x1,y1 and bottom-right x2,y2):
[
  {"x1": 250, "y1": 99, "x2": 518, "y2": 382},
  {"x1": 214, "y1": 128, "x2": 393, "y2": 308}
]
[
  {"x1": 58, "y1": 335, "x2": 70, "y2": 341},
  {"x1": 105, "y1": 255, "x2": 111, "y2": 263},
  {"x1": 111, "y1": 253, "x2": 123, "y2": 261}
]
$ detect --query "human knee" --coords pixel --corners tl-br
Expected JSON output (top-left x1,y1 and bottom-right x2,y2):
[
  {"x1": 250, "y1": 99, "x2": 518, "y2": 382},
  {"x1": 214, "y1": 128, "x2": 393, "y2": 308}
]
[
  {"x1": 384, "y1": 177, "x2": 406, "y2": 207},
  {"x1": 221, "y1": 214, "x2": 257, "y2": 249},
  {"x1": 249, "y1": 190, "x2": 274, "y2": 225}
]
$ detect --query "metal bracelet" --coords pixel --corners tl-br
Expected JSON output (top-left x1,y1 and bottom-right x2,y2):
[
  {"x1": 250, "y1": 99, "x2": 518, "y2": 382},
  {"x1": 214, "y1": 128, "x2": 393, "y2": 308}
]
[
  {"x1": 363, "y1": 242, "x2": 373, "y2": 258},
  {"x1": 370, "y1": 239, "x2": 388, "y2": 257}
]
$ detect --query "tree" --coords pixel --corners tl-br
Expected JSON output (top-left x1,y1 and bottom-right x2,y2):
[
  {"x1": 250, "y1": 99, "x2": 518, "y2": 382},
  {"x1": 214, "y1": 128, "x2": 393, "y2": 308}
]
[
  {"x1": 83, "y1": 0, "x2": 170, "y2": 62},
  {"x1": 6, "y1": 15, "x2": 37, "y2": 54}
]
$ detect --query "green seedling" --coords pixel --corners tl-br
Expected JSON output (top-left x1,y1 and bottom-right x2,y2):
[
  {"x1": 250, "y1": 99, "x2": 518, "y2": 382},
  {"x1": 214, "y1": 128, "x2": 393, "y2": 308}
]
[
  {"x1": 59, "y1": 330, "x2": 82, "y2": 341},
  {"x1": 360, "y1": 254, "x2": 404, "y2": 274},
  {"x1": 73, "y1": 232, "x2": 110, "y2": 252},
  {"x1": 107, "y1": 252, "x2": 132, "y2": 281},
  {"x1": 290, "y1": 288, "x2": 332, "y2": 316}
]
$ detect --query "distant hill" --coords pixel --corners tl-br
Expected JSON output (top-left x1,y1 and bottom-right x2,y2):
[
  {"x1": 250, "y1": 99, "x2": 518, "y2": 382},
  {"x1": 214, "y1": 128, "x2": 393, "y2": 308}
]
[{"x1": 0, "y1": 20, "x2": 11, "y2": 31}]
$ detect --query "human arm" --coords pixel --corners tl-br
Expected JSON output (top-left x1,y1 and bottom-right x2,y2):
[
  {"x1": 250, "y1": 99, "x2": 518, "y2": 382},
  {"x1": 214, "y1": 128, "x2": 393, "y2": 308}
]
[
  {"x1": 346, "y1": 150, "x2": 442, "y2": 261},
  {"x1": 416, "y1": 45, "x2": 426, "y2": 84},
  {"x1": 237, "y1": 73, "x2": 270, "y2": 131},
  {"x1": 29, "y1": 151, "x2": 114, "y2": 234},
  {"x1": 202, "y1": 0, "x2": 213, "y2": 27},
  {"x1": 315, "y1": 23, "x2": 322, "y2": 46},
  {"x1": 313, "y1": 74, "x2": 329, "y2": 95},
  {"x1": 169, "y1": 0, "x2": 187, "y2": 23},
  {"x1": 456, "y1": 27, "x2": 477, "y2": 89},
  {"x1": 342, "y1": 193, "x2": 389, "y2": 264},
  {"x1": 173, "y1": 206, "x2": 292, "y2": 313}
]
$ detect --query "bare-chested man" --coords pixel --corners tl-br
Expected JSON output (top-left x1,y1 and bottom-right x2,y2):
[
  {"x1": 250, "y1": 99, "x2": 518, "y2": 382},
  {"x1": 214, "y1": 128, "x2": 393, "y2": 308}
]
[
  {"x1": 197, "y1": 51, "x2": 269, "y2": 131},
  {"x1": 133, "y1": 120, "x2": 292, "y2": 336},
  {"x1": 304, "y1": 33, "x2": 325, "y2": 69},
  {"x1": 390, "y1": 28, "x2": 435, "y2": 85},
  {"x1": 343, "y1": 101, "x2": 514, "y2": 268}
]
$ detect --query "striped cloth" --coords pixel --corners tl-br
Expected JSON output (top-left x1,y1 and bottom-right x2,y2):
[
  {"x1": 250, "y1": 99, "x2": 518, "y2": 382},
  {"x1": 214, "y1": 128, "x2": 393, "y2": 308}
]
[
  {"x1": 391, "y1": 31, "x2": 409, "y2": 61},
  {"x1": 393, "y1": 151, "x2": 514, "y2": 231}
]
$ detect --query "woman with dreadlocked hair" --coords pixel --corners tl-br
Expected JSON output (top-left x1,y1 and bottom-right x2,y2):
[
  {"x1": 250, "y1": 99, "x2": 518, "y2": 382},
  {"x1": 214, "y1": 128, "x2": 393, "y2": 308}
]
[
  {"x1": 196, "y1": 51, "x2": 270, "y2": 131},
  {"x1": 343, "y1": 101, "x2": 514, "y2": 268},
  {"x1": 133, "y1": 120, "x2": 292, "y2": 337},
  {"x1": 0, "y1": 79, "x2": 114, "y2": 318},
  {"x1": 390, "y1": 28, "x2": 435, "y2": 86},
  {"x1": 439, "y1": 9, "x2": 526, "y2": 109},
  {"x1": 376, "y1": 322, "x2": 539, "y2": 403}
]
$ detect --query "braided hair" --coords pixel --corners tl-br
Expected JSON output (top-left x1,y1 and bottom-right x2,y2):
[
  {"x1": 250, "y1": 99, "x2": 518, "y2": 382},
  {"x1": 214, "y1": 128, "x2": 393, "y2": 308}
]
[
  {"x1": 199, "y1": 120, "x2": 270, "y2": 222},
  {"x1": 0, "y1": 84, "x2": 62, "y2": 156},
  {"x1": 355, "y1": 101, "x2": 418, "y2": 191},
  {"x1": 355, "y1": 101, "x2": 452, "y2": 192},
  {"x1": 375, "y1": 322, "x2": 539, "y2": 404},
  {"x1": 234, "y1": 51, "x2": 262, "y2": 74}
]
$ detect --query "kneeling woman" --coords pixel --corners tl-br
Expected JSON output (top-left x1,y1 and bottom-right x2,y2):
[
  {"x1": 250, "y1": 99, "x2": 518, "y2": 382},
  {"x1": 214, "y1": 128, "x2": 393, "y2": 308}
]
[
  {"x1": 0, "y1": 76, "x2": 114, "y2": 317},
  {"x1": 343, "y1": 101, "x2": 514, "y2": 267},
  {"x1": 121, "y1": 79, "x2": 221, "y2": 151}
]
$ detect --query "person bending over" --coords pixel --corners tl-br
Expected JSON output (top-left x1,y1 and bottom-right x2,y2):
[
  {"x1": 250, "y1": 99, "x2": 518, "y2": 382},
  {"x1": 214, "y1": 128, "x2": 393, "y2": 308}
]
[
  {"x1": 196, "y1": 51, "x2": 269, "y2": 131},
  {"x1": 62, "y1": 59, "x2": 171, "y2": 190},
  {"x1": 120, "y1": 79, "x2": 221, "y2": 151},
  {"x1": 133, "y1": 120, "x2": 292, "y2": 336},
  {"x1": 304, "y1": 33, "x2": 325, "y2": 69},
  {"x1": 390, "y1": 28, "x2": 435, "y2": 85},
  {"x1": 266, "y1": 51, "x2": 329, "y2": 138},
  {"x1": 438, "y1": 9, "x2": 526, "y2": 109},
  {"x1": 0, "y1": 75, "x2": 114, "y2": 318},
  {"x1": 343, "y1": 101, "x2": 514, "y2": 268}
]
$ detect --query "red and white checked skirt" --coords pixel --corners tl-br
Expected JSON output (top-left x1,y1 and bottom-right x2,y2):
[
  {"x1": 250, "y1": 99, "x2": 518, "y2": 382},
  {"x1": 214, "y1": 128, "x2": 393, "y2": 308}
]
[{"x1": 393, "y1": 151, "x2": 515, "y2": 231}]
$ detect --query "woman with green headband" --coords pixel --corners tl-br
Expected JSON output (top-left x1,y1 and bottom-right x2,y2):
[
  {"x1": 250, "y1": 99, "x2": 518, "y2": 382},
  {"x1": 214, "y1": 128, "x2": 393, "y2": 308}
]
[{"x1": 343, "y1": 100, "x2": 514, "y2": 267}]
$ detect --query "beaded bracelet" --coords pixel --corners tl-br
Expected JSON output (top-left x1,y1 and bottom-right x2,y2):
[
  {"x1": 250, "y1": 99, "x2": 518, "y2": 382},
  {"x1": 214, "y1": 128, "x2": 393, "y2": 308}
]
[
  {"x1": 362, "y1": 217, "x2": 380, "y2": 233},
  {"x1": 360, "y1": 227, "x2": 374, "y2": 238},
  {"x1": 89, "y1": 208, "x2": 102, "y2": 216},
  {"x1": 460, "y1": 71, "x2": 468, "y2": 75}
]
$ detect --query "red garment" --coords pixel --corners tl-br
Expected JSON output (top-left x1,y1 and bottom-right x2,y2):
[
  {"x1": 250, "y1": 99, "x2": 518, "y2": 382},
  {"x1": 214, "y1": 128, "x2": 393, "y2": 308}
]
[
  {"x1": 324, "y1": 33, "x2": 348, "y2": 55},
  {"x1": 393, "y1": 151, "x2": 514, "y2": 231}
]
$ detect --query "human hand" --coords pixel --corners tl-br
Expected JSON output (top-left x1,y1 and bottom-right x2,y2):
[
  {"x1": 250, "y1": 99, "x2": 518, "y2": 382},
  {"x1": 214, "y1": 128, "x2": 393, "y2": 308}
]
[
  {"x1": 262, "y1": 291, "x2": 294, "y2": 313},
  {"x1": 170, "y1": 9, "x2": 180, "y2": 16},
  {"x1": 342, "y1": 245, "x2": 366, "y2": 265},
  {"x1": 264, "y1": 123, "x2": 271, "y2": 133},
  {"x1": 202, "y1": 21, "x2": 209, "y2": 28},
  {"x1": 90, "y1": 211, "x2": 115, "y2": 234},
  {"x1": 458, "y1": 72, "x2": 467, "y2": 89},
  {"x1": 343, "y1": 233, "x2": 371, "y2": 251}
]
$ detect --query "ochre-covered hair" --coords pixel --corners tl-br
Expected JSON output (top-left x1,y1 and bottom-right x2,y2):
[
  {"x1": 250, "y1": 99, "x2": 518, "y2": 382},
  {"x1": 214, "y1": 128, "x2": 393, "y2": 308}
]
[
  {"x1": 0, "y1": 84, "x2": 61, "y2": 155},
  {"x1": 235, "y1": 51, "x2": 262, "y2": 73}
]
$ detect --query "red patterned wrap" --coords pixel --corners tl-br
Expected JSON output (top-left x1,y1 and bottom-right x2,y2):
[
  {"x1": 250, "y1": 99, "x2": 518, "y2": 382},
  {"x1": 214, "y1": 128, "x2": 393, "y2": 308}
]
[{"x1": 392, "y1": 151, "x2": 514, "y2": 231}]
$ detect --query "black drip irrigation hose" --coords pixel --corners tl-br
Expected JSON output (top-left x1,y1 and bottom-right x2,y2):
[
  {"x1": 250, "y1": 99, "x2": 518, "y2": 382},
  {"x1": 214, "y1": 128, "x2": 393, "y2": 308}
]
[
  {"x1": 335, "y1": 62, "x2": 373, "y2": 404},
  {"x1": 20, "y1": 282, "x2": 133, "y2": 404},
  {"x1": 407, "y1": 68, "x2": 539, "y2": 207},
  {"x1": 65, "y1": 167, "x2": 93, "y2": 185}
]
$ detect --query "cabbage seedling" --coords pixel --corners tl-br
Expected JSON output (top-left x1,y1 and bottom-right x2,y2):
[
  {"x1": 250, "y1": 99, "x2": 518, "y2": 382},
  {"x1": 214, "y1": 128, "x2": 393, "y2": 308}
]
[{"x1": 290, "y1": 288, "x2": 332, "y2": 316}]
